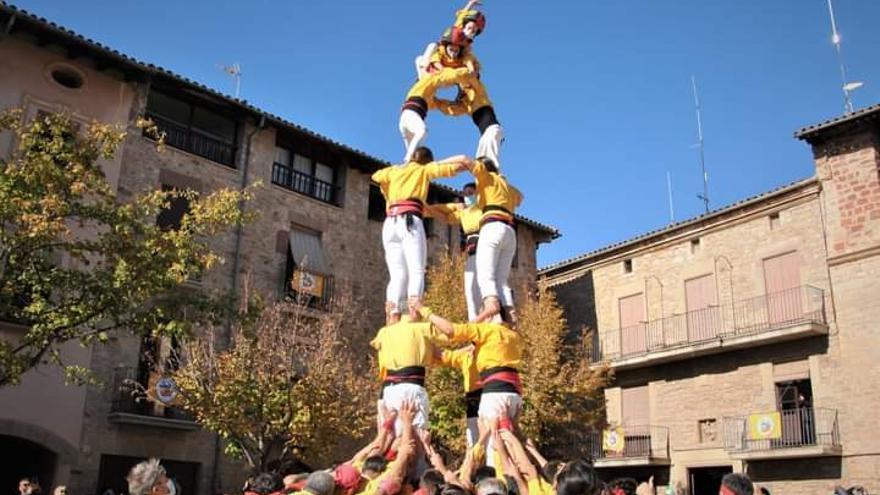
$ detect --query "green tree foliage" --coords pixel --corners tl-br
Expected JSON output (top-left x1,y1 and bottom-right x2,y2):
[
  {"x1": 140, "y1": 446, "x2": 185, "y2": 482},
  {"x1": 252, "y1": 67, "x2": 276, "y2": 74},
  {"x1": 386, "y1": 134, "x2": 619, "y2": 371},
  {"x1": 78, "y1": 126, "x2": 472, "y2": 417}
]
[
  {"x1": 0, "y1": 109, "x2": 252, "y2": 386},
  {"x1": 172, "y1": 293, "x2": 377, "y2": 473},
  {"x1": 423, "y1": 252, "x2": 469, "y2": 454}
]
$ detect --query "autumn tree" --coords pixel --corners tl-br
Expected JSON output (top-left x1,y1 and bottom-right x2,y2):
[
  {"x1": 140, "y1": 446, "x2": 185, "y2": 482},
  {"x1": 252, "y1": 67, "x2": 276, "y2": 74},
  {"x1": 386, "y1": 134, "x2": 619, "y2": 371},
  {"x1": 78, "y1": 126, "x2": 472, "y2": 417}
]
[
  {"x1": 517, "y1": 287, "x2": 611, "y2": 459},
  {"x1": 423, "y1": 252, "x2": 611, "y2": 459},
  {"x1": 423, "y1": 252, "x2": 469, "y2": 453},
  {"x1": 171, "y1": 291, "x2": 377, "y2": 474},
  {"x1": 0, "y1": 109, "x2": 252, "y2": 386}
]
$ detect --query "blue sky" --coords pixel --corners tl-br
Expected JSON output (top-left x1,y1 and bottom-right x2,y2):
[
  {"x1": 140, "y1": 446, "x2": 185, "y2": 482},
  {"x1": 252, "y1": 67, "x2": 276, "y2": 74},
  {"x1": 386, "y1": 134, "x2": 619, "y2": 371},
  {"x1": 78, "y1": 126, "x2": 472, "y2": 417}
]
[{"x1": 14, "y1": 0, "x2": 880, "y2": 267}]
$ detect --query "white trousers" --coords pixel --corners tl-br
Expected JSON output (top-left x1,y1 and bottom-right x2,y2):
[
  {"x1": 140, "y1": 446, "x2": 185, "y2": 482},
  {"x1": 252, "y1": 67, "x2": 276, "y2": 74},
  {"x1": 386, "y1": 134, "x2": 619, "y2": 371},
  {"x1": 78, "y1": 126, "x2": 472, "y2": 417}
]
[
  {"x1": 399, "y1": 109, "x2": 427, "y2": 163},
  {"x1": 476, "y1": 124, "x2": 504, "y2": 169},
  {"x1": 466, "y1": 416, "x2": 479, "y2": 448},
  {"x1": 476, "y1": 221, "x2": 516, "y2": 308},
  {"x1": 479, "y1": 392, "x2": 523, "y2": 467},
  {"x1": 382, "y1": 383, "x2": 429, "y2": 435},
  {"x1": 464, "y1": 253, "x2": 481, "y2": 321},
  {"x1": 383, "y1": 215, "x2": 427, "y2": 312}
]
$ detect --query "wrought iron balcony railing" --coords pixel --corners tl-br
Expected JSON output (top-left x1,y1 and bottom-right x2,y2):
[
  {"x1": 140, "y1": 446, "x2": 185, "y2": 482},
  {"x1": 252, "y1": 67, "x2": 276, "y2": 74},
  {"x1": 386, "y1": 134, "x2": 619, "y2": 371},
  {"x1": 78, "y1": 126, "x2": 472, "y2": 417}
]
[
  {"x1": 722, "y1": 407, "x2": 840, "y2": 454},
  {"x1": 592, "y1": 285, "x2": 826, "y2": 362},
  {"x1": 272, "y1": 162, "x2": 339, "y2": 205},
  {"x1": 587, "y1": 425, "x2": 670, "y2": 462},
  {"x1": 145, "y1": 113, "x2": 236, "y2": 167}
]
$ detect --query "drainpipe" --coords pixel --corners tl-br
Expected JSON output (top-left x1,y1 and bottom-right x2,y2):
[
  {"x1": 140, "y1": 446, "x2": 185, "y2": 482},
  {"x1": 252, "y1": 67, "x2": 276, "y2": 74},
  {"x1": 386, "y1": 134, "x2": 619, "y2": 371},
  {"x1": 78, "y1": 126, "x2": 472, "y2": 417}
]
[
  {"x1": 211, "y1": 113, "x2": 265, "y2": 495},
  {"x1": 2, "y1": 13, "x2": 16, "y2": 39}
]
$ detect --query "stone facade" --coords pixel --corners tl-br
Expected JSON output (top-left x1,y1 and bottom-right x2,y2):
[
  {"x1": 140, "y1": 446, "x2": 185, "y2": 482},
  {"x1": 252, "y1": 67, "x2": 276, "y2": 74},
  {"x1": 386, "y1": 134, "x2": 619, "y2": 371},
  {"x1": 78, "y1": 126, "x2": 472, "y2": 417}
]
[
  {"x1": 0, "y1": 7, "x2": 557, "y2": 495},
  {"x1": 542, "y1": 109, "x2": 880, "y2": 493}
]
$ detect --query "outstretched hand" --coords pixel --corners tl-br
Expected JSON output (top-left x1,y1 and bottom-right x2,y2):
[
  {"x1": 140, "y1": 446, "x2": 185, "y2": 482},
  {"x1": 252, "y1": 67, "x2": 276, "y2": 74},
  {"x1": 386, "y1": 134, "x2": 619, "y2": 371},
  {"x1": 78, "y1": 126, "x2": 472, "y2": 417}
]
[
  {"x1": 398, "y1": 400, "x2": 418, "y2": 426},
  {"x1": 635, "y1": 476, "x2": 654, "y2": 495}
]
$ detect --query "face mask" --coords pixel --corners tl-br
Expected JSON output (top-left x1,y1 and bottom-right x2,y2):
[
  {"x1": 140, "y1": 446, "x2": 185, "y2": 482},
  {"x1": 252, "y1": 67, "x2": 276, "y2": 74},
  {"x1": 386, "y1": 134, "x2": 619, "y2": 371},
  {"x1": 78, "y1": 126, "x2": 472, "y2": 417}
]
[{"x1": 464, "y1": 195, "x2": 476, "y2": 207}]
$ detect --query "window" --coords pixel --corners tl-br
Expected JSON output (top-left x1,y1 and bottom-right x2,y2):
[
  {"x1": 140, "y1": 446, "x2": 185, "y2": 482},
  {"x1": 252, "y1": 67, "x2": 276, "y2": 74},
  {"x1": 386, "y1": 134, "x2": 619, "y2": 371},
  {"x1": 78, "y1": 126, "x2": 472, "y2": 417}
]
[
  {"x1": 109, "y1": 335, "x2": 192, "y2": 420},
  {"x1": 49, "y1": 64, "x2": 84, "y2": 89},
  {"x1": 698, "y1": 419, "x2": 718, "y2": 444},
  {"x1": 769, "y1": 212, "x2": 781, "y2": 230},
  {"x1": 272, "y1": 145, "x2": 339, "y2": 204},
  {"x1": 690, "y1": 238, "x2": 701, "y2": 254},
  {"x1": 368, "y1": 184, "x2": 386, "y2": 221},
  {"x1": 156, "y1": 185, "x2": 191, "y2": 231},
  {"x1": 145, "y1": 90, "x2": 237, "y2": 166},
  {"x1": 285, "y1": 228, "x2": 332, "y2": 309},
  {"x1": 623, "y1": 259, "x2": 633, "y2": 274},
  {"x1": 619, "y1": 293, "x2": 647, "y2": 355}
]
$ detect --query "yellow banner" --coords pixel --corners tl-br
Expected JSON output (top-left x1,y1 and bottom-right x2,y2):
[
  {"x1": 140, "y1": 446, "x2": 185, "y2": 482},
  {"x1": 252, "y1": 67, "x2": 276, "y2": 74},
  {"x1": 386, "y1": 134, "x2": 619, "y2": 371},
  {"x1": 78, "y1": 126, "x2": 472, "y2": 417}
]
[
  {"x1": 748, "y1": 412, "x2": 782, "y2": 440},
  {"x1": 292, "y1": 270, "x2": 324, "y2": 297},
  {"x1": 603, "y1": 427, "x2": 625, "y2": 453}
]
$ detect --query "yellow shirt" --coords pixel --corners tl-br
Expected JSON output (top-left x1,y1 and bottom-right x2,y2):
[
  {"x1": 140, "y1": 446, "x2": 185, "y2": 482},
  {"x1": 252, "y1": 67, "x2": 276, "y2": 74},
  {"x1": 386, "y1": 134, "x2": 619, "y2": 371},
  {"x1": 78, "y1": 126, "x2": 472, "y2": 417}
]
[
  {"x1": 433, "y1": 203, "x2": 483, "y2": 235},
  {"x1": 372, "y1": 162, "x2": 460, "y2": 206},
  {"x1": 473, "y1": 160, "x2": 522, "y2": 223},
  {"x1": 450, "y1": 323, "x2": 522, "y2": 372},
  {"x1": 440, "y1": 347, "x2": 480, "y2": 393},
  {"x1": 405, "y1": 66, "x2": 470, "y2": 104},
  {"x1": 429, "y1": 47, "x2": 481, "y2": 73},
  {"x1": 371, "y1": 320, "x2": 443, "y2": 378},
  {"x1": 528, "y1": 478, "x2": 555, "y2": 495},
  {"x1": 354, "y1": 457, "x2": 403, "y2": 495}
]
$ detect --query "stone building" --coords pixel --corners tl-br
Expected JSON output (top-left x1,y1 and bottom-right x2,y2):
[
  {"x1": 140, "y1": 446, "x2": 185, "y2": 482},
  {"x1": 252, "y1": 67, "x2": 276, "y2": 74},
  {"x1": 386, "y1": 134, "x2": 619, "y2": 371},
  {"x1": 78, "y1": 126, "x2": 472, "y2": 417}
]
[
  {"x1": 0, "y1": 5, "x2": 558, "y2": 495},
  {"x1": 541, "y1": 104, "x2": 880, "y2": 493}
]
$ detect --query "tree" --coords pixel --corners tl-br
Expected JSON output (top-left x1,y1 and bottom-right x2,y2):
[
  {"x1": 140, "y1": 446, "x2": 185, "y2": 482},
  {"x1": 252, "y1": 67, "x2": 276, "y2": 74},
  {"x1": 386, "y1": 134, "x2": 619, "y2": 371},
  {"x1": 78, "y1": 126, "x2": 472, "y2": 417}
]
[
  {"x1": 0, "y1": 109, "x2": 253, "y2": 386},
  {"x1": 423, "y1": 252, "x2": 611, "y2": 459},
  {"x1": 423, "y1": 252, "x2": 469, "y2": 454},
  {"x1": 517, "y1": 287, "x2": 611, "y2": 459},
  {"x1": 171, "y1": 291, "x2": 377, "y2": 473}
]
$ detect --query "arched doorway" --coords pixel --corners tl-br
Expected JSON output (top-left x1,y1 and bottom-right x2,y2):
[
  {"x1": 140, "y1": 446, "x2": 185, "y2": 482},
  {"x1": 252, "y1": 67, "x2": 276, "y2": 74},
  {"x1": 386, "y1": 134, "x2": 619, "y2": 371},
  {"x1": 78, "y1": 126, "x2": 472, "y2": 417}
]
[{"x1": 0, "y1": 435, "x2": 58, "y2": 494}]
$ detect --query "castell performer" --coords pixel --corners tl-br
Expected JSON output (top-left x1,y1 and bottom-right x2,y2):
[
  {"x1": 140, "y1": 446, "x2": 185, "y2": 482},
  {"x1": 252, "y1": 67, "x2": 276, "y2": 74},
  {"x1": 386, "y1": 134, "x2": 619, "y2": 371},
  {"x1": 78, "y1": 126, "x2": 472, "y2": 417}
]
[
  {"x1": 437, "y1": 345, "x2": 482, "y2": 447},
  {"x1": 470, "y1": 157, "x2": 522, "y2": 322},
  {"x1": 371, "y1": 148, "x2": 469, "y2": 321},
  {"x1": 399, "y1": 66, "x2": 473, "y2": 163},
  {"x1": 415, "y1": 300, "x2": 522, "y2": 466},
  {"x1": 429, "y1": 182, "x2": 483, "y2": 321}
]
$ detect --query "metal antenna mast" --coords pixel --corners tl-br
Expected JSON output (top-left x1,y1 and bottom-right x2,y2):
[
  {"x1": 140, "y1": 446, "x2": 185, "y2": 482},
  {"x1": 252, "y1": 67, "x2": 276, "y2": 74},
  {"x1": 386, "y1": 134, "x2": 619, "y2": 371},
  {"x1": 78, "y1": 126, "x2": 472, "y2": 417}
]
[
  {"x1": 220, "y1": 62, "x2": 242, "y2": 98},
  {"x1": 691, "y1": 76, "x2": 709, "y2": 214},
  {"x1": 826, "y1": 0, "x2": 862, "y2": 113}
]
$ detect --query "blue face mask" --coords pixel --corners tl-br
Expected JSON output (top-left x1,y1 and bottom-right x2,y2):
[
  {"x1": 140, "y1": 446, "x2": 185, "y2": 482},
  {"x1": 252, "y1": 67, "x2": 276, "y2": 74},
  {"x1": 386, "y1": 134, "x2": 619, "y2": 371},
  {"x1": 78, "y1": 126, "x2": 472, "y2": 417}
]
[{"x1": 464, "y1": 195, "x2": 476, "y2": 207}]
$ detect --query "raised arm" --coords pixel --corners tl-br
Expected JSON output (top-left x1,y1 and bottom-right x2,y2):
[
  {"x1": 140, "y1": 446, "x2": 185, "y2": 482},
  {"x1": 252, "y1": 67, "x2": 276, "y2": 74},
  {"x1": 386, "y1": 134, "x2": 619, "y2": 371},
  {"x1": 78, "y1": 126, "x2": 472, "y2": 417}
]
[
  {"x1": 524, "y1": 438, "x2": 548, "y2": 469},
  {"x1": 416, "y1": 304, "x2": 455, "y2": 338},
  {"x1": 494, "y1": 427, "x2": 529, "y2": 495}
]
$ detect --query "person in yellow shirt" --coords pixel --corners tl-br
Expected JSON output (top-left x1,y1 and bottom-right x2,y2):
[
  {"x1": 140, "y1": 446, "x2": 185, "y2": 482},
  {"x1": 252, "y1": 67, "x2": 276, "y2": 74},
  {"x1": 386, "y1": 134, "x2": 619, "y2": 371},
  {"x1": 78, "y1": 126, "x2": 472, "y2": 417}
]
[
  {"x1": 469, "y1": 157, "x2": 523, "y2": 322},
  {"x1": 400, "y1": 63, "x2": 472, "y2": 163},
  {"x1": 370, "y1": 312, "x2": 447, "y2": 435},
  {"x1": 453, "y1": 1, "x2": 487, "y2": 41},
  {"x1": 427, "y1": 183, "x2": 483, "y2": 320},
  {"x1": 372, "y1": 149, "x2": 470, "y2": 320},
  {"x1": 415, "y1": 301, "x2": 522, "y2": 466},
  {"x1": 438, "y1": 345, "x2": 482, "y2": 446}
]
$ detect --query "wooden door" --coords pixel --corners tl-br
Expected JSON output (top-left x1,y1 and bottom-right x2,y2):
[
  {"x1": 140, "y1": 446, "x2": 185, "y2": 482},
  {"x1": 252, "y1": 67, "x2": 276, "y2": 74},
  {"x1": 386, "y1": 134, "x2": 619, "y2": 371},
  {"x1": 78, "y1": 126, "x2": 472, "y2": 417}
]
[
  {"x1": 685, "y1": 274, "x2": 718, "y2": 341},
  {"x1": 619, "y1": 293, "x2": 646, "y2": 356}
]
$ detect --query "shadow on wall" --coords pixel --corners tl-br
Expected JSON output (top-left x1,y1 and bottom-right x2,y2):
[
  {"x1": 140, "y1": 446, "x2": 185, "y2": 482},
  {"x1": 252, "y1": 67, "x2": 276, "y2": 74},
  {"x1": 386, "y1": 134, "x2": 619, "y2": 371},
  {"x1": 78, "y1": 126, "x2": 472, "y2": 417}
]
[
  {"x1": 548, "y1": 270, "x2": 599, "y2": 345},
  {"x1": 747, "y1": 457, "x2": 842, "y2": 481}
]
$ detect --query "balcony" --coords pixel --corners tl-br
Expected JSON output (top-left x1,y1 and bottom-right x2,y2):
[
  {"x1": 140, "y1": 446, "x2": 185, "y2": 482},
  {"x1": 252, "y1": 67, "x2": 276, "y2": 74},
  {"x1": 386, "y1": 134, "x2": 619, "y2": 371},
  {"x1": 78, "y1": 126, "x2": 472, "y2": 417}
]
[
  {"x1": 145, "y1": 112, "x2": 236, "y2": 167},
  {"x1": 272, "y1": 162, "x2": 339, "y2": 205},
  {"x1": 107, "y1": 367, "x2": 200, "y2": 430},
  {"x1": 587, "y1": 425, "x2": 671, "y2": 467},
  {"x1": 592, "y1": 285, "x2": 828, "y2": 370},
  {"x1": 722, "y1": 407, "x2": 842, "y2": 460}
]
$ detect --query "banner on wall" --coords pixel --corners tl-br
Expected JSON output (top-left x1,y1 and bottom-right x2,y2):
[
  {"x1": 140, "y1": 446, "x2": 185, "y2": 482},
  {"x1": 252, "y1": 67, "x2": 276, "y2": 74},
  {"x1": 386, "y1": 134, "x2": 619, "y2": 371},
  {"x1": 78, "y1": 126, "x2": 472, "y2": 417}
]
[
  {"x1": 748, "y1": 411, "x2": 782, "y2": 440},
  {"x1": 603, "y1": 427, "x2": 626, "y2": 453}
]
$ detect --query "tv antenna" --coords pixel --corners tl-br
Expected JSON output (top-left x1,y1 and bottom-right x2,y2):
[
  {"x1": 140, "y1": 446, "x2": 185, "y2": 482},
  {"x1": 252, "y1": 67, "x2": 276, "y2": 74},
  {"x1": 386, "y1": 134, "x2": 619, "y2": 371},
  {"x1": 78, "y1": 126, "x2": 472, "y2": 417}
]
[
  {"x1": 219, "y1": 62, "x2": 242, "y2": 98},
  {"x1": 826, "y1": 0, "x2": 863, "y2": 113},
  {"x1": 691, "y1": 76, "x2": 709, "y2": 214}
]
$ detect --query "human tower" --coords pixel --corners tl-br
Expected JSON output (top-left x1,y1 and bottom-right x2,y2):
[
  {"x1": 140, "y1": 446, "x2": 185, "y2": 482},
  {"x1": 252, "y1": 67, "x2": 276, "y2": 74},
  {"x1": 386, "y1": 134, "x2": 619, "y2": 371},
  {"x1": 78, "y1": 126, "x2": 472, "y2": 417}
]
[{"x1": 368, "y1": 0, "x2": 525, "y2": 477}]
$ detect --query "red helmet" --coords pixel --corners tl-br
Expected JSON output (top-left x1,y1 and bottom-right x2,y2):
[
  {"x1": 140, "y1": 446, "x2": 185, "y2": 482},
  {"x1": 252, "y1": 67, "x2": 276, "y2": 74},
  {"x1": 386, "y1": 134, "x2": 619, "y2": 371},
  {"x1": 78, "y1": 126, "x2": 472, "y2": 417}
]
[
  {"x1": 439, "y1": 27, "x2": 470, "y2": 47},
  {"x1": 459, "y1": 10, "x2": 486, "y2": 36}
]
